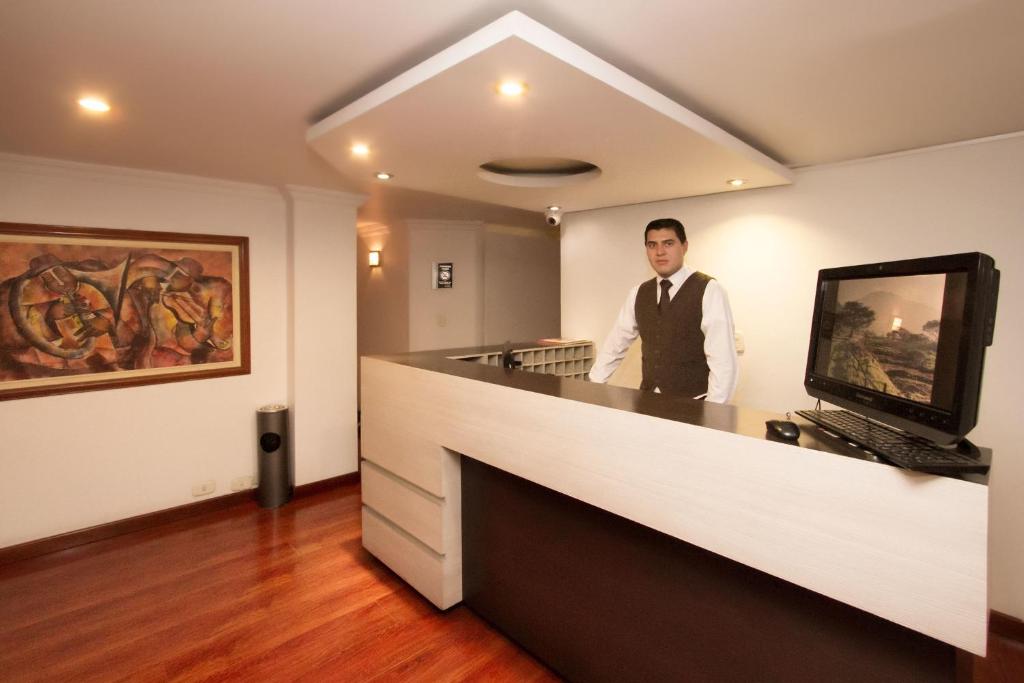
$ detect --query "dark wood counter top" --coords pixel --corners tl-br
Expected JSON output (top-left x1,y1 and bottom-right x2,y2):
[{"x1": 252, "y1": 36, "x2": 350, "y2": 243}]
[{"x1": 367, "y1": 343, "x2": 988, "y2": 485}]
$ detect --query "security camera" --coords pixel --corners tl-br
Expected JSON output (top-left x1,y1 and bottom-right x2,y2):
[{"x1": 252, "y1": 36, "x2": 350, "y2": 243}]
[{"x1": 545, "y1": 210, "x2": 561, "y2": 226}]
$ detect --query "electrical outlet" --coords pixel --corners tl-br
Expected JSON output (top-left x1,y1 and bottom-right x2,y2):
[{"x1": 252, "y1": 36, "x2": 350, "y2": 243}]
[
  {"x1": 191, "y1": 480, "x2": 216, "y2": 497},
  {"x1": 231, "y1": 476, "x2": 255, "y2": 491}
]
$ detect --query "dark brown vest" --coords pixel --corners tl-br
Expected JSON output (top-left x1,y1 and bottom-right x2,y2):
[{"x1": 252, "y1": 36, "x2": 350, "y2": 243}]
[{"x1": 635, "y1": 272, "x2": 712, "y2": 397}]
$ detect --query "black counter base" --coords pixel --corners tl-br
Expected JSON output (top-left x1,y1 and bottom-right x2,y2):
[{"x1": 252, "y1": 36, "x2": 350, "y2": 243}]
[{"x1": 461, "y1": 456, "x2": 959, "y2": 683}]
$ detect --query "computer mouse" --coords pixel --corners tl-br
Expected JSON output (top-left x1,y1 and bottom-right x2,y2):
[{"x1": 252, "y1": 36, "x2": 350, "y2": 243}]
[{"x1": 766, "y1": 419, "x2": 801, "y2": 441}]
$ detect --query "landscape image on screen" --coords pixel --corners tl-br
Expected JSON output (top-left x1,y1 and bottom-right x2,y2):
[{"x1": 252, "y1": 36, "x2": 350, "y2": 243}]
[{"x1": 823, "y1": 274, "x2": 945, "y2": 404}]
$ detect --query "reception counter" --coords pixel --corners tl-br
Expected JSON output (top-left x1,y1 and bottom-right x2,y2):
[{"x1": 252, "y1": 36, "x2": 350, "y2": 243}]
[{"x1": 359, "y1": 344, "x2": 988, "y2": 681}]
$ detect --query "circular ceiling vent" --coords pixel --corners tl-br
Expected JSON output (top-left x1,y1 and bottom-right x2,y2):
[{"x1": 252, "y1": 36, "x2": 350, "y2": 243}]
[{"x1": 478, "y1": 157, "x2": 602, "y2": 187}]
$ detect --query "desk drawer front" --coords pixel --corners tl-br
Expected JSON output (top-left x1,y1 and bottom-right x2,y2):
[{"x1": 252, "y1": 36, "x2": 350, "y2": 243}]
[
  {"x1": 362, "y1": 460, "x2": 448, "y2": 554},
  {"x1": 362, "y1": 505, "x2": 460, "y2": 608}
]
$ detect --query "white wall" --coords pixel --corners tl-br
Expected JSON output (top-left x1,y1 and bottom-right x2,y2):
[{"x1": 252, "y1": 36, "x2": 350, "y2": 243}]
[
  {"x1": 408, "y1": 220, "x2": 484, "y2": 352},
  {"x1": 404, "y1": 220, "x2": 562, "y2": 352},
  {"x1": 483, "y1": 224, "x2": 561, "y2": 344},
  {"x1": 0, "y1": 155, "x2": 360, "y2": 548},
  {"x1": 357, "y1": 186, "x2": 558, "y2": 358},
  {"x1": 561, "y1": 133, "x2": 1024, "y2": 619},
  {"x1": 357, "y1": 221, "x2": 410, "y2": 357}
]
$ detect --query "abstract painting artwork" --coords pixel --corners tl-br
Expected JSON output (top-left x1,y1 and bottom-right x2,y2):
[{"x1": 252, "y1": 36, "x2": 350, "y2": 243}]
[{"x1": 0, "y1": 222, "x2": 249, "y2": 400}]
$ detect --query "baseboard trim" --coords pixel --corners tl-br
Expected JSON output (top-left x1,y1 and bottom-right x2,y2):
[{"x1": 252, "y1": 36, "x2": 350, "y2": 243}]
[
  {"x1": 990, "y1": 611, "x2": 1024, "y2": 644},
  {"x1": 0, "y1": 471, "x2": 360, "y2": 567},
  {"x1": 294, "y1": 472, "x2": 360, "y2": 499}
]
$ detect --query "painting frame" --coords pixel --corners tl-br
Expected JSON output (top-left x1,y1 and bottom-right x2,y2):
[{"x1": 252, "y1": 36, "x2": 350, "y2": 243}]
[{"x1": 0, "y1": 221, "x2": 250, "y2": 401}]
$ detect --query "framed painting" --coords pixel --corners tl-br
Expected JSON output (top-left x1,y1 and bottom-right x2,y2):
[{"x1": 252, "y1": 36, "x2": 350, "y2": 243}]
[{"x1": 0, "y1": 222, "x2": 250, "y2": 400}]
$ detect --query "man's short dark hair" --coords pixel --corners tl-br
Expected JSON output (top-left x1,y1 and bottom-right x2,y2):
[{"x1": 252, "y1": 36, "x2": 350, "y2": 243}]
[{"x1": 644, "y1": 218, "x2": 686, "y2": 243}]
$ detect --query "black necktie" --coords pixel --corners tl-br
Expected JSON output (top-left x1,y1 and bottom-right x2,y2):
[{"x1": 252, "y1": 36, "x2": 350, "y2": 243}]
[{"x1": 659, "y1": 279, "x2": 672, "y2": 314}]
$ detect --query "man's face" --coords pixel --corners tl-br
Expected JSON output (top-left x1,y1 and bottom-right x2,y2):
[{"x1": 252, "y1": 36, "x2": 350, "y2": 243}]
[{"x1": 645, "y1": 228, "x2": 687, "y2": 277}]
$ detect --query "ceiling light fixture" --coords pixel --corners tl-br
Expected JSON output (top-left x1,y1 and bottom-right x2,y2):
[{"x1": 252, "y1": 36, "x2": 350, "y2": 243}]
[
  {"x1": 727, "y1": 178, "x2": 746, "y2": 187},
  {"x1": 78, "y1": 97, "x2": 110, "y2": 113},
  {"x1": 375, "y1": 172, "x2": 393, "y2": 181},
  {"x1": 497, "y1": 80, "x2": 526, "y2": 97},
  {"x1": 351, "y1": 143, "x2": 370, "y2": 157},
  {"x1": 547, "y1": 205, "x2": 561, "y2": 212}
]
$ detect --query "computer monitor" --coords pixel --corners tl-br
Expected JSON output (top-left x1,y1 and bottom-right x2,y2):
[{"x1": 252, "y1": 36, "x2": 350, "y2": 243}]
[{"x1": 804, "y1": 252, "x2": 999, "y2": 445}]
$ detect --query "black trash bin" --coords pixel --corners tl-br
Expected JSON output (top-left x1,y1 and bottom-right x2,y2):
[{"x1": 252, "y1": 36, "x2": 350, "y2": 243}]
[{"x1": 257, "y1": 404, "x2": 293, "y2": 508}]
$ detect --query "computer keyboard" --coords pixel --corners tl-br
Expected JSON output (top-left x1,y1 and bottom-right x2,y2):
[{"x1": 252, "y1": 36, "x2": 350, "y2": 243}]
[{"x1": 794, "y1": 409, "x2": 989, "y2": 475}]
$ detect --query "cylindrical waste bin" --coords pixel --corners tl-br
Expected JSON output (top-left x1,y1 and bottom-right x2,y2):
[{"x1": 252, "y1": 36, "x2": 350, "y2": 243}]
[{"x1": 257, "y1": 404, "x2": 293, "y2": 508}]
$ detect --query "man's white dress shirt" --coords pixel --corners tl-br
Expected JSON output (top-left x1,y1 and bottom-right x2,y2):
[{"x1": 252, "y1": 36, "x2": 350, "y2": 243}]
[{"x1": 588, "y1": 265, "x2": 738, "y2": 403}]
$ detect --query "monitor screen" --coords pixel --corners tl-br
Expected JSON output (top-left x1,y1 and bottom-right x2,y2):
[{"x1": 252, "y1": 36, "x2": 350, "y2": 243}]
[
  {"x1": 812, "y1": 272, "x2": 965, "y2": 410},
  {"x1": 805, "y1": 253, "x2": 998, "y2": 444}
]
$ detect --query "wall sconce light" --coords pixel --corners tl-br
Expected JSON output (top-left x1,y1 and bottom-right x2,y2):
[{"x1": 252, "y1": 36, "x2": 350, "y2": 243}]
[{"x1": 368, "y1": 250, "x2": 381, "y2": 267}]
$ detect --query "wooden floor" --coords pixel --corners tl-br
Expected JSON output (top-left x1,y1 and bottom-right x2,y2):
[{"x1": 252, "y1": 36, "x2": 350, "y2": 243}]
[
  {"x1": 0, "y1": 482, "x2": 557, "y2": 682},
  {"x1": 0, "y1": 482, "x2": 1021, "y2": 682}
]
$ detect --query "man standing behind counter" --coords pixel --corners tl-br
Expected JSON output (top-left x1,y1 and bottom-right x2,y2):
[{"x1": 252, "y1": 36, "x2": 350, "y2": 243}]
[{"x1": 588, "y1": 218, "x2": 738, "y2": 403}]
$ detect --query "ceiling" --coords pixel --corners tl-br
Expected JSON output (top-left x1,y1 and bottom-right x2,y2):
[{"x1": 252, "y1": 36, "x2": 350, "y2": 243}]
[
  {"x1": 307, "y1": 13, "x2": 794, "y2": 212},
  {"x1": 2, "y1": 1, "x2": 1022, "y2": 204}
]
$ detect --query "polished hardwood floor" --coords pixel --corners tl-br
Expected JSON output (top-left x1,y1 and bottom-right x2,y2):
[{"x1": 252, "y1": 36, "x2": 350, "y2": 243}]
[
  {"x1": 0, "y1": 481, "x2": 556, "y2": 682},
  {"x1": 0, "y1": 481, "x2": 1021, "y2": 682}
]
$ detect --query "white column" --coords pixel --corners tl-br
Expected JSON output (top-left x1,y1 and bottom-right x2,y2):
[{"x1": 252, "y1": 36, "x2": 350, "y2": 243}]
[{"x1": 285, "y1": 185, "x2": 366, "y2": 484}]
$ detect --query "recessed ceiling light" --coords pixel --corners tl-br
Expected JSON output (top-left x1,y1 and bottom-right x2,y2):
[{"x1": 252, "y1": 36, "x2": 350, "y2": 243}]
[
  {"x1": 547, "y1": 205, "x2": 561, "y2": 212},
  {"x1": 727, "y1": 178, "x2": 746, "y2": 187},
  {"x1": 351, "y1": 143, "x2": 370, "y2": 157},
  {"x1": 479, "y1": 157, "x2": 601, "y2": 188},
  {"x1": 375, "y1": 172, "x2": 393, "y2": 181},
  {"x1": 497, "y1": 80, "x2": 527, "y2": 97},
  {"x1": 78, "y1": 97, "x2": 110, "y2": 113}
]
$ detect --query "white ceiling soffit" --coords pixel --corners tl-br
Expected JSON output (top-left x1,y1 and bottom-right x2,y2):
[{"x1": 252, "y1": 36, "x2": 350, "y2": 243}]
[{"x1": 307, "y1": 11, "x2": 793, "y2": 213}]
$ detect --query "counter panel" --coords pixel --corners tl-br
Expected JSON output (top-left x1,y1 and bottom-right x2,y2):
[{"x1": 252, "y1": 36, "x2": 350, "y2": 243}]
[{"x1": 359, "y1": 352, "x2": 988, "y2": 654}]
